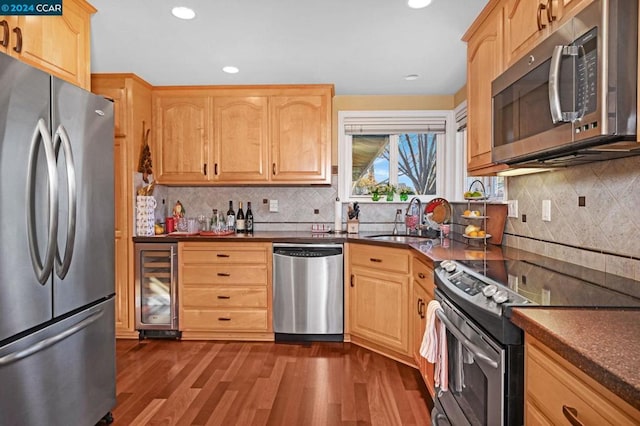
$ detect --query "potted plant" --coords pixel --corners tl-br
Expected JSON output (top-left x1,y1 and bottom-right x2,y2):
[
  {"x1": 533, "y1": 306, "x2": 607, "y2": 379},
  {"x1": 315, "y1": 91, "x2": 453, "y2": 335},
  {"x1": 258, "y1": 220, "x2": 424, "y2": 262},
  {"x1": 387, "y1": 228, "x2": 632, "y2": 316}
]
[
  {"x1": 369, "y1": 184, "x2": 381, "y2": 201},
  {"x1": 384, "y1": 184, "x2": 397, "y2": 201},
  {"x1": 399, "y1": 187, "x2": 414, "y2": 201}
]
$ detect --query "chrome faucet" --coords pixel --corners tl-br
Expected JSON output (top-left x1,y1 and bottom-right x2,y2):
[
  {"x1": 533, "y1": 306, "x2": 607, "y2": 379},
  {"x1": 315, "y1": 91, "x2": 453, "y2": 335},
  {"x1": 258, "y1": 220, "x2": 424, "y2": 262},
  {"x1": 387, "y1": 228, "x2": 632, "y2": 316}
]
[{"x1": 405, "y1": 197, "x2": 423, "y2": 236}]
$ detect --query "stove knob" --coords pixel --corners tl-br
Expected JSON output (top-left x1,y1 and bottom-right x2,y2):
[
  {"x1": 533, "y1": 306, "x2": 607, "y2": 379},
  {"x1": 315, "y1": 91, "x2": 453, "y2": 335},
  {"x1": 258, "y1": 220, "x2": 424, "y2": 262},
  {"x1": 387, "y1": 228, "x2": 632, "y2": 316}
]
[
  {"x1": 482, "y1": 284, "x2": 498, "y2": 297},
  {"x1": 493, "y1": 290, "x2": 509, "y2": 304}
]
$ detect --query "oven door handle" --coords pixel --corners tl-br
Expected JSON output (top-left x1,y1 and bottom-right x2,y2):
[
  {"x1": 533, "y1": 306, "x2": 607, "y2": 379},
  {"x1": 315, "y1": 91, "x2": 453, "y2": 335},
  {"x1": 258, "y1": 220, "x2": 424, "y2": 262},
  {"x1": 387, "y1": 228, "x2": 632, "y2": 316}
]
[{"x1": 436, "y1": 310, "x2": 499, "y2": 370}]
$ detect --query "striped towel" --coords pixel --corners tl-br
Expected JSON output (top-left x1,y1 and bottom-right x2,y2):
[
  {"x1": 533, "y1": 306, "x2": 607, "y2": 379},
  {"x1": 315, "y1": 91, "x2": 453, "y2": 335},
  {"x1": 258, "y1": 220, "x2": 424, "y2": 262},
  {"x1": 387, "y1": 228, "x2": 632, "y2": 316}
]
[{"x1": 419, "y1": 300, "x2": 448, "y2": 392}]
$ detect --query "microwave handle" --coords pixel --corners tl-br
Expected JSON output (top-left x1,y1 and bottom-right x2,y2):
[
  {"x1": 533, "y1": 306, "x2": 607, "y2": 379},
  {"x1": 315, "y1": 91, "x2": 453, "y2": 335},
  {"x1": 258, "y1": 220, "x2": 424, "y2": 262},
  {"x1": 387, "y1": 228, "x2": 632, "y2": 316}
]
[{"x1": 549, "y1": 45, "x2": 579, "y2": 123}]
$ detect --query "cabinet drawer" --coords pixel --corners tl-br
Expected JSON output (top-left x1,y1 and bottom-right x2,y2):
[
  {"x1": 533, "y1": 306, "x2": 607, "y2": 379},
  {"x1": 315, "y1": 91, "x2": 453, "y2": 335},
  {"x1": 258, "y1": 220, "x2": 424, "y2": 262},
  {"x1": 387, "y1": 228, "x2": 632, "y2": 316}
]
[
  {"x1": 350, "y1": 244, "x2": 409, "y2": 274},
  {"x1": 181, "y1": 243, "x2": 268, "y2": 264},
  {"x1": 182, "y1": 287, "x2": 267, "y2": 308},
  {"x1": 182, "y1": 265, "x2": 267, "y2": 285},
  {"x1": 412, "y1": 257, "x2": 434, "y2": 297},
  {"x1": 525, "y1": 337, "x2": 639, "y2": 426},
  {"x1": 182, "y1": 309, "x2": 268, "y2": 331}
]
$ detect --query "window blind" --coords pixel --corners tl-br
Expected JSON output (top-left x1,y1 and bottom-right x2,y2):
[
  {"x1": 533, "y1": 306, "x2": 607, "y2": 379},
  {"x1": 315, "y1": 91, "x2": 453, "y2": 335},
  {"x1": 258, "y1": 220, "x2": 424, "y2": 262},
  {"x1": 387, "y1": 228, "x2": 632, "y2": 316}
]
[
  {"x1": 455, "y1": 105, "x2": 467, "y2": 131},
  {"x1": 343, "y1": 115, "x2": 446, "y2": 135}
]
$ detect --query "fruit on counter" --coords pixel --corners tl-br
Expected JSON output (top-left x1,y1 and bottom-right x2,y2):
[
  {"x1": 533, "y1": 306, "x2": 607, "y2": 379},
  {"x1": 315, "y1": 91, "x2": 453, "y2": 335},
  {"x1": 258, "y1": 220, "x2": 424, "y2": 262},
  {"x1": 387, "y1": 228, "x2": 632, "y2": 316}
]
[
  {"x1": 478, "y1": 230, "x2": 486, "y2": 237},
  {"x1": 464, "y1": 191, "x2": 484, "y2": 198},
  {"x1": 465, "y1": 224, "x2": 480, "y2": 235},
  {"x1": 154, "y1": 224, "x2": 164, "y2": 235},
  {"x1": 463, "y1": 210, "x2": 483, "y2": 217},
  {"x1": 463, "y1": 209, "x2": 471, "y2": 216}
]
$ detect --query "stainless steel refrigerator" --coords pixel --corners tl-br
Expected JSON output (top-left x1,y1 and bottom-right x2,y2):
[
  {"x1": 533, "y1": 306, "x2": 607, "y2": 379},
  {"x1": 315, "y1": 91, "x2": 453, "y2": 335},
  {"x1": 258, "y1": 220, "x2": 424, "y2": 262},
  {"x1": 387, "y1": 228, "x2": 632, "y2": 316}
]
[{"x1": 0, "y1": 53, "x2": 116, "y2": 425}]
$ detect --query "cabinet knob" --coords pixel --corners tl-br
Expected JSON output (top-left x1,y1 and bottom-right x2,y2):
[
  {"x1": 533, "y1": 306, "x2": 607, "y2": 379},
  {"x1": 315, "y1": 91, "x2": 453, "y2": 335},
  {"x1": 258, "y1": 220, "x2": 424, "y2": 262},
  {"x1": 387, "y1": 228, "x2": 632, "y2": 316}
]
[
  {"x1": 0, "y1": 20, "x2": 8, "y2": 48},
  {"x1": 218, "y1": 317, "x2": 231, "y2": 321},
  {"x1": 350, "y1": 274, "x2": 355, "y2": 287},
  {"x1": 546, "y1": 0, "x2": 556, "y2": 22},
  {"x1": 272, "y1": 163, "x2": 276, "y2": 175},
  {"x1": 417, "y1": 298, "x2": 424, "y2": 316},
  {"x1": 12, "y1": 26, "x2": 22, "y2": 53},
  {"x1": 369, "y1": 258, "x2": 382, "y2": 263},
  {"x1": 217, "y1": 295, "x2": 230, "y2": 299},
  {"x1": 216, "y1": 254, "x2": 230, "y2": 258},
  {"x1": 217, "y1": 272, "x2": 230, "y2": 277},
  {"x1": 203, "y1": 163, "x2": 208, "y2": 175},
  {"x1": 418, "y1": 272, "x2": 425, "y2": 279}
]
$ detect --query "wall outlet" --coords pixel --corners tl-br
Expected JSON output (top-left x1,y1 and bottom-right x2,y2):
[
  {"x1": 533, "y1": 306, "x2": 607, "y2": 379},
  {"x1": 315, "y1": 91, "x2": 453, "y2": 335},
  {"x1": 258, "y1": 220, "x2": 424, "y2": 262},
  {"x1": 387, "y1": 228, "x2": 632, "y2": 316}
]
[
  {"x1": 507, "y1": 200, "x2": 518, "y2": 218},
  {"x1": 269, "y1": 199, "x2": 279, "y2": 212},
  {"x1": 542, "y1": 199, "x2": 551, "y2": 222}
]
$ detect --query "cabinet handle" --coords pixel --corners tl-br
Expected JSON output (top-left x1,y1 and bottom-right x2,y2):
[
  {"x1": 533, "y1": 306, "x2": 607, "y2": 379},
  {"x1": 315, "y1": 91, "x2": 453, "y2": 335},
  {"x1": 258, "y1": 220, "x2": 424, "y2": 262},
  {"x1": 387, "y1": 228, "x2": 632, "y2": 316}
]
[
  {"x1": 203, "y1": 163, "x2": 207, "y2": 175},
  {"x1": 350, "y1": 274, "x2": 355, "y2": 287},
  {"x1": 418, "y1": 272, "x2": 425, "y2": 279},
  {"x1": 216, "y1": 254, "x2": 230, "y2": 258},
  {"x1": 12, "y1": 26, "x2": 22, "y2": 53},
  {"x1": 561, "y1": 406, "x2": 584, "y2": 426},
  {"x1": 369, "y1": 258, "x2": 382, "y2": 263},
  {"x1": 214, "y1": 163, "x2": 218, "y2": 175},
  {"x1": 536, "y1": 3, "x2": 547, "y2": 30},
  {"x1": 421, "y1": 300, "x2": 426, "y2": 319},
  {"x1": 217, "y1": 295, "x2": 230, "y2": 299},
  {"x1": 0, "y1": 20, "x2": 8, "y2": 48},
  {"x1": 272, "y1": 163, "x2": 276, "y2": 175},
  {"x1": 217, "y1": 272, "x2": 230, "y2": 277},
  {"x1": 546, "y1": 0, "x2": 556, "y2": 22},
  {"x1": 417, "y1": 298, "x2": 423, "y2": 316},
  {"x1": 218, "y1": 317, "x2": 231, "y2": 321}
]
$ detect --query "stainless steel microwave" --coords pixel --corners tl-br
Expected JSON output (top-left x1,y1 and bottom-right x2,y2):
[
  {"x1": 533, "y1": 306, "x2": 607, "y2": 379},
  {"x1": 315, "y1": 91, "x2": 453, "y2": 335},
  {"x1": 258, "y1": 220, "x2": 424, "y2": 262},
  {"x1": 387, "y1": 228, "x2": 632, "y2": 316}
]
[{"x1": 492, "y1": 0, "x2": 639, "y2": 167}]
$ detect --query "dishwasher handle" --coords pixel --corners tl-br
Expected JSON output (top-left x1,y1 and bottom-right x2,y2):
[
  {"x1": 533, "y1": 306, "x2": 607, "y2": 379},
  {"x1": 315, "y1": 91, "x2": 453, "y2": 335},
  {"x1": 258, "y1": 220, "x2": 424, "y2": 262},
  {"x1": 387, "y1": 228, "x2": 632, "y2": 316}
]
[{"x1": 273, "y1": 243, "x2": 342, "y2": 258}]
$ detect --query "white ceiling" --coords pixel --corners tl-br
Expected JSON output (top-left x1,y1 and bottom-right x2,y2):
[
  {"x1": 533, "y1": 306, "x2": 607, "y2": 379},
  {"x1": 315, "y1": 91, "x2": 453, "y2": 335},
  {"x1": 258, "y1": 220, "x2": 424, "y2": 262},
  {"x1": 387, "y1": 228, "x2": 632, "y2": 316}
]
[{"x1": 90, "y1": 0, "x2": 488, "y2": 95}]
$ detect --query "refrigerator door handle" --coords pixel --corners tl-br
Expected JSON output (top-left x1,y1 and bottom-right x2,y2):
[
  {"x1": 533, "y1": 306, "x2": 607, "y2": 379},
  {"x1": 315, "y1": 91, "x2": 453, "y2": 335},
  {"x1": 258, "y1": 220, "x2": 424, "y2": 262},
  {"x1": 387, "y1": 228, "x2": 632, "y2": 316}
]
[
  {"x1": 27, "y1": 118, "x2": 59, "y2": 284},
  {"x1": 0, "y1": 309, "x2": 104, "y2": 367},
  {"x1": 53, "y1": 124, "x2": 77, "y2": 279}
]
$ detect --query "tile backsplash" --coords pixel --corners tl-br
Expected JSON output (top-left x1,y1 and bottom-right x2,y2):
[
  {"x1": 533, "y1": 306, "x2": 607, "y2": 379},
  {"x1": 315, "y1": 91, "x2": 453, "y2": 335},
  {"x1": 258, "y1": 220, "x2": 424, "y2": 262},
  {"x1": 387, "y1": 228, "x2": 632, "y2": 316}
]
[
  {"x1": 155, "y1": 176, "x2": 407, "y2": 233},
  {"x1": 502, "y1": 155, "x2": 640, "y2": 280}
]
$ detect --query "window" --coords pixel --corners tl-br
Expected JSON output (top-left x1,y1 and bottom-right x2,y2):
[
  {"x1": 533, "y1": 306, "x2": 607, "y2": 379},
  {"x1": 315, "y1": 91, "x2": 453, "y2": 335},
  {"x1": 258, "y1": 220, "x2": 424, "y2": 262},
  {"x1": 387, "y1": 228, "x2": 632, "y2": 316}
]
[{"x1": 339, "y1": 110, "x2": 457, "y2": 202}]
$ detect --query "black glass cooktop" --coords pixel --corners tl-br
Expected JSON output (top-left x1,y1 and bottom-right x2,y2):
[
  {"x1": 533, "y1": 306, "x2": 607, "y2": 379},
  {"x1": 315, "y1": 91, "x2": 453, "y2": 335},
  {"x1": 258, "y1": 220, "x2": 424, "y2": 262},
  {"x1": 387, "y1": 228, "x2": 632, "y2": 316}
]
[{"x1": 457, "y1": 257, "x2": 640, "y2": 308}]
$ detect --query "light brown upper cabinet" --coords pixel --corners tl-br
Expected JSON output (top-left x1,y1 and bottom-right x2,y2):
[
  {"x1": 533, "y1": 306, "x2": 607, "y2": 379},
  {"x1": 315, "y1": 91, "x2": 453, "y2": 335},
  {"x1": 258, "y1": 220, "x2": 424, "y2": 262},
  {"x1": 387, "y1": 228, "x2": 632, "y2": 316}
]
[
  {"x1": 0, "y1": 0, "x2": 95, "y2": 90},
  {"x1": 152, "y1": 85, "x2": 333, "y2": 185},
  {"x1": 504, "y1": 0, "x2": 593, "y2": 67},
  {"x1": 270, "y1": 94, "x2": 331, "y2": 184},
  {"x1": 153, "y1": 91, "x2": 210, "y2": 184},
  {"x1": 464, "y1": 3, "x2": 508, "y2": 175}
]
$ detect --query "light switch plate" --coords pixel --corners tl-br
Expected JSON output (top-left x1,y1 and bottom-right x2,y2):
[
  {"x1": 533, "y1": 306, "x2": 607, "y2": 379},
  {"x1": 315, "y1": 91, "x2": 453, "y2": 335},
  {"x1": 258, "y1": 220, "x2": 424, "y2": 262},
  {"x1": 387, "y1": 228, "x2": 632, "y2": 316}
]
[
  {"x1": 269, "y1": 199, "x2": 279, "y2": 212},
  {"x1": 507, "y1": 200, "x2": 518, "y2": 218}
]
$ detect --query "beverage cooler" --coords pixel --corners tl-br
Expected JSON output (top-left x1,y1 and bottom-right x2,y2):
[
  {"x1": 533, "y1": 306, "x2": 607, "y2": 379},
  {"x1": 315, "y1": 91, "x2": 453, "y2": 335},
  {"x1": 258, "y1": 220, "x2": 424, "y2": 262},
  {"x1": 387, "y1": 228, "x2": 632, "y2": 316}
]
[{"x1": 134, "y1": 243, "x2": 181, "y2": 339}]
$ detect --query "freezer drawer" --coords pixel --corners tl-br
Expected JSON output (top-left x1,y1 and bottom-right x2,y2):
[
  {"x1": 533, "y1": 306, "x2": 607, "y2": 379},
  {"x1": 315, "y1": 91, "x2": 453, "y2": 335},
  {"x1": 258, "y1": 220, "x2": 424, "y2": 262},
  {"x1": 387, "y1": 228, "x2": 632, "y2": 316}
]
[{"x1": 0, "y1": 298, "x2": 116, "y2": 426}]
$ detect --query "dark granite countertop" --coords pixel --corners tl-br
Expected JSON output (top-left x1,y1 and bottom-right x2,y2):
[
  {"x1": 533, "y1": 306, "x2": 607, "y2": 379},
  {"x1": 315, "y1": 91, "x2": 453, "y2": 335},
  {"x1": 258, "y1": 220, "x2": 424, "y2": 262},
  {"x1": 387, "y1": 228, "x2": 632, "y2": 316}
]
[{"x1": 511, "y1": 308, "x2": 640, "y2": 411}]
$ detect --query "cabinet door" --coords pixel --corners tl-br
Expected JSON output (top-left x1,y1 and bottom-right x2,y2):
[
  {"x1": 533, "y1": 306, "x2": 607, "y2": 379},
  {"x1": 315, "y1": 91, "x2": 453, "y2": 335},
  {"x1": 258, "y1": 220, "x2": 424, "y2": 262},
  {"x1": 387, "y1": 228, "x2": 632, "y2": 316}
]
[
  {"x1": 0, "y1": 16, "x2": 18, "y2": 55},
  {"x1": 212, "y1": 96, "x2": 269, "y2": 183},
  {"x1": 154, "y1": 93, "x2": 210, "y2": 183},
  {"x1": 350, "y1": 267, "x2": 410, "y2": 355},
  {"x1": 467, "y1": 6, "x2": 505, "y2": 174},
  {"x1": 504, "y1": 0, "x2": 550, "y2": 67},
  {"x1": 412, "y1": 282, "x2": 435, "y2": 398},
  {"x1": 2, "y1": 0, "x2": 94, "y2": 89},
  {"x1": 270, "y1": 95, "x2": 331, "y2": 184}
]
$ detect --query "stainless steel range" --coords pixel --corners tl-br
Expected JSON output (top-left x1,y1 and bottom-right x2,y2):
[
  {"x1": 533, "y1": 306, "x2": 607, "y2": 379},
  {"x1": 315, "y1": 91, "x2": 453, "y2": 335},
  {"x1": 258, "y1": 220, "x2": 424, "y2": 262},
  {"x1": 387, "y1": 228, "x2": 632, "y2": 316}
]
[{"x1": 431, "y1": 257, "x2": 640, "y2": 426}]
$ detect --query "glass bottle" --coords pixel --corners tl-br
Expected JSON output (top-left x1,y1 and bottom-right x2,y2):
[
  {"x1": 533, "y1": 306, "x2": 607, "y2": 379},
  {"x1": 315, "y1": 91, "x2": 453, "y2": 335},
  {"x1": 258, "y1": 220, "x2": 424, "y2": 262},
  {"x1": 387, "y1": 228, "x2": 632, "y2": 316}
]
[
  {"x1": 236, "y1": 201, "x2": 246, "y2": 233},
  {"x1": 246, "y1": 202, "x2": 254, "y2": 234}
]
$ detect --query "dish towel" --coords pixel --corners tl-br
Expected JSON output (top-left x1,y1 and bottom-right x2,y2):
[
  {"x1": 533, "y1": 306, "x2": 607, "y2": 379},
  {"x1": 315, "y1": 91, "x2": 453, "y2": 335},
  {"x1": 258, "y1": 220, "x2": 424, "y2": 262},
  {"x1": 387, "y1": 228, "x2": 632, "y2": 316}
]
[{"x1": 419, "y1": 300, "x2": 448, "y2": 392}]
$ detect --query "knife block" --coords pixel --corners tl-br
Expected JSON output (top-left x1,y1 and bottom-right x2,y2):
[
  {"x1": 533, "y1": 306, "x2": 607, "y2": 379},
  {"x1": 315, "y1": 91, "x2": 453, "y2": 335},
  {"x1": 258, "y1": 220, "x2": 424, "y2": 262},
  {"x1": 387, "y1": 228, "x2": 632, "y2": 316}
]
[{"x1": 347, "y1": 219, "x2": 359, "y2": 234}]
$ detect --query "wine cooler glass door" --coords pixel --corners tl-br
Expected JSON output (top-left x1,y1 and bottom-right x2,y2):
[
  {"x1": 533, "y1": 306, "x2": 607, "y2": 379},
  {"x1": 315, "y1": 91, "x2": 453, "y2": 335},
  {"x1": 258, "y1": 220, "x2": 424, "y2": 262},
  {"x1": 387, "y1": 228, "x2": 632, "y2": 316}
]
[{"x1": 135, "y1": 243, "x2": 178, "y2": 330}]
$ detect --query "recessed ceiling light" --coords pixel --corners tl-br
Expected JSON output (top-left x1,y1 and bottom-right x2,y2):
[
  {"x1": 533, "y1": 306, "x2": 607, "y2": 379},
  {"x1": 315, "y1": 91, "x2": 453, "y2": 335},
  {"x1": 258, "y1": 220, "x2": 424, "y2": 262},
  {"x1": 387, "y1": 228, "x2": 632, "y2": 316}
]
[
  {"x1": 171, "y1": 6, "x2": 195, "y2": 20},
  {"x1": 407, "y1": 0, "x2": 432, "y2": 9},
  {"x1": 222, "y1": 66, "x2": 239, "y2": 74},
  {"x1": 404, "y1": 74, "x2": 420, "y2": 81}
]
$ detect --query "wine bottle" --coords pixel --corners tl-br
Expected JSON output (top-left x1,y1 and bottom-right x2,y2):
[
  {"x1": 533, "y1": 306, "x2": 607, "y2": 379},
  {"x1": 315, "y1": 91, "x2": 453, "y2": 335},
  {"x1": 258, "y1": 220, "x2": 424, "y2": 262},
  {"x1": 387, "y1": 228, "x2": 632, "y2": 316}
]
[
  {"x1": 236, "y1": 201, "x2": 246, "y2": 233},
  {"x1": 226, "y1": 201, "x2": 235, "y2": 232},
  {"x1": 246, "y1": 202, "x2": 254, "y2": 234}
]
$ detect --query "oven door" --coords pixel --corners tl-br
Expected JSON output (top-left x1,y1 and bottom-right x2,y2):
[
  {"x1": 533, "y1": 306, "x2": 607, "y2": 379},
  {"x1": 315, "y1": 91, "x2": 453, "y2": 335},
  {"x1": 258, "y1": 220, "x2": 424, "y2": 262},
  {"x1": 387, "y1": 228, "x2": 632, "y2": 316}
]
[{"x1": 432, "y1": 291, "x2": 505, "y2": 426}]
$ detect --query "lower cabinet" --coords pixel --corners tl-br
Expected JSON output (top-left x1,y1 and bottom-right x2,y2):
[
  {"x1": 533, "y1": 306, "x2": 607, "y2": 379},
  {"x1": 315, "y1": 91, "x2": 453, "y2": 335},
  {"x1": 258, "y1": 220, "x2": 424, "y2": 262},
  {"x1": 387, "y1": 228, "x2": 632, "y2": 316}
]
[
  {"x1": 348, "y1": 244, "x2": 411, "y2": 362},
  {"x1": 412, "y1": 256, "x2": 436, "y2": 397},
  {"x1": 525, "y1": 334, "x2": 640, "y2": 425},
  {"x1": 178, "y1": 242, "x2": 273, "y2": 340}
]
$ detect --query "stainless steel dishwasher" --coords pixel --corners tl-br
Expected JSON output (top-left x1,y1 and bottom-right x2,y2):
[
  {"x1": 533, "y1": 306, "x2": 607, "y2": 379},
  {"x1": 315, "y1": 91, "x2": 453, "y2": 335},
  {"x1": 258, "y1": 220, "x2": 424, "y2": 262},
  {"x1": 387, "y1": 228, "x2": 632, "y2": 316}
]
[{"x1": 272, "y1": 243, "x2": 343, "y2": 342}]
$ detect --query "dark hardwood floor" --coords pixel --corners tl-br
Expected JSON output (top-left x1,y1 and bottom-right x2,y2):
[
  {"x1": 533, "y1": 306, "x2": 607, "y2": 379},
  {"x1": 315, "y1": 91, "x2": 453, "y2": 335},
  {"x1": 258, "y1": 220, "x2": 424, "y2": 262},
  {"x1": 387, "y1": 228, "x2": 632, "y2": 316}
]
[{"x1": 111, "y1": 339, "x2": 433, "y2": 425}]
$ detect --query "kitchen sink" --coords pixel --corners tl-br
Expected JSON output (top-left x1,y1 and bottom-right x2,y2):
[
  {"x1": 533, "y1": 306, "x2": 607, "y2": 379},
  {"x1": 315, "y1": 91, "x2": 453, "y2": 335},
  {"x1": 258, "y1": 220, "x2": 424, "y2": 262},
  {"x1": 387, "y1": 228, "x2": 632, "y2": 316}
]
[{"x1": 365, "y1": 234, "x2": 439, "y2": 244}]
